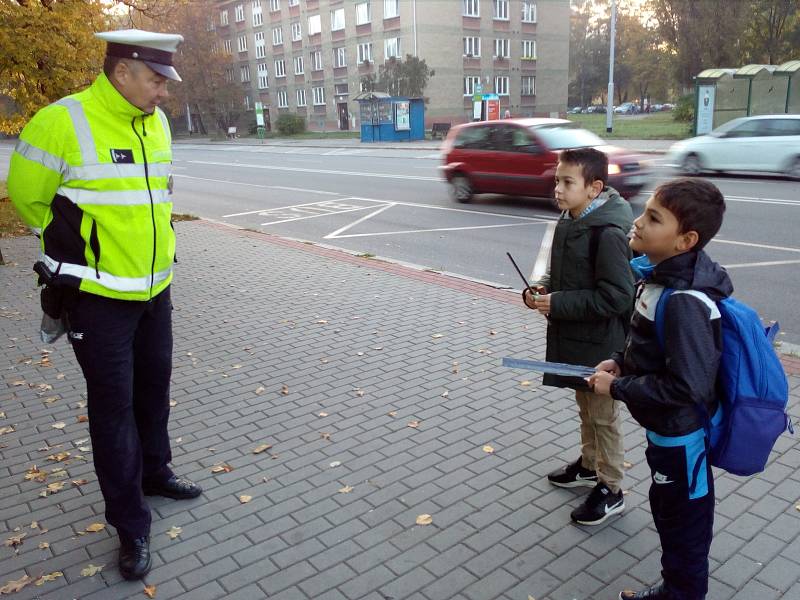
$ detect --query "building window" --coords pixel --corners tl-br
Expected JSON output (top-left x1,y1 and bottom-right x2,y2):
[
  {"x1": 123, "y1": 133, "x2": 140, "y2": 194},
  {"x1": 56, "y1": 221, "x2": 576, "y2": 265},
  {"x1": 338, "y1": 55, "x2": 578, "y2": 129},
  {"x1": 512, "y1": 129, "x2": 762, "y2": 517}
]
[
  {"x1": 522, "y1": 1, "x2": 537, "y2": 23},
  {"x1": 244, "y1": 94, "x2": 252, "y2": 110},
  {"x1": 383, "y1": 0, "x2": 399, "y2": 19},
  {"x1": 463, "y1": 36, "x2": 480, "y2": 57},
  {"x1": 384, "y1": 37, "x2": 401, "y2": 59},
  {"x1": 237, "y1": 35, "x2": 248, "y2": 52},
  {"x1": 272, "y1": 27, "x2": 283, "y2": 45},
  {"x1": 278, "y1": 90, "x2": 288, "y2": 108},
  {"x1": 463, "y1": 0, "x2": 479, "y2": 17},
  {"x1": 275, "y1": 59, "x2": 286, "y2": 77},
  {"x1": 494, "y1": 38, "x2": 509, "y2": 59},
  {"x1": 331, "y1": 7, "x2": 345, "y2": 31},
  {"x1": 521, "y1": 75, "x2": 535, "y2": 95},
  {"x1": 294, "y1": 55, "x2": 304, "y2": 74},
  {"x1": 257, "y1": 62, "x2": 269, "y2": 88},
  {"x1": 522, "y1": 39, "x2": 536, "y2": 60},
  {"x1": 333, "y1": 46, "x2": 347, "y2": 68},
  {"x1": 225, "y1": 67, "x2": 235, "y2": 83},
  {"x1": 356, "y1": 1, "x2": 371, "y2": 25},
  {"x1": 220, "y1": 10, "x2": 229, "y2": 25},
  {"x1": 464, "y1": 76, "x2": 480, "y2": 96},
  {"x1": 235, "y1": 4, "x2": 244, "y2": 22},
  {"x1": 308, "y1": 14, "x2": 321, "y2": 35},
  {"x1": 311, "y1": 50, "x2": 323, "y2": 70},
  {"x1": 255, "y1": 32, "x2": 266, "y2": 58},
  {"x1": 223, "y1": 39, "x2": 233, "y2": 54},
  {"x1": 288, "y1": 0, "x2": 299, "y2": 6},
  {"x1": 313, "y1": 86, "x2": 326, "y2": 106},
  {"x1": 495, "y1": 76, "x2": 509, "y2": 96},
  {"x1": 240, "y1": 64, "x2": 251, "y2": 82},
  {"x1": 291, "y1": 21, "x2": 302, "y2": 41},
  {"x1": 493, "y1": 0, "x2": 509, "y2": 20},
  {"x1": 358, "y1": 42, "x2": 373, "y2": 63},
  {"x1": 252, "y1": 0, "x2": 263, "y2": 26},
  {"x1": 335, "y1": 83, "x2": 349, "y2": 95},
  {"x1": 270, "y1": 0, "x2": 280, "y2": 11},
  {"x1": 296, "y1": 88, "x2": 307, "y2": 107}
]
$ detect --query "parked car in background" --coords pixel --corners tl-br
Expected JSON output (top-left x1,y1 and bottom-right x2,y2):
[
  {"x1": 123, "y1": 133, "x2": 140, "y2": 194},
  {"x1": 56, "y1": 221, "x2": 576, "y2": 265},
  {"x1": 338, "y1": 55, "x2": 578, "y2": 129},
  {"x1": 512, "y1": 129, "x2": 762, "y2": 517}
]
[
  {"x1": 440, "y1": 118, "x2": 651, "y2": 203},
  {"x1": 614, "y1": 102, "x2": 640, "y2": 115},
  {"x1": 586, "y1": 105, "x2": 606, "y2": 114},
  {"x1": 666, "y1": 114, "x2": 800, "y2": 179},
  {"x1": 567, "y1": 106, "x2": 584, "y2": 114}
]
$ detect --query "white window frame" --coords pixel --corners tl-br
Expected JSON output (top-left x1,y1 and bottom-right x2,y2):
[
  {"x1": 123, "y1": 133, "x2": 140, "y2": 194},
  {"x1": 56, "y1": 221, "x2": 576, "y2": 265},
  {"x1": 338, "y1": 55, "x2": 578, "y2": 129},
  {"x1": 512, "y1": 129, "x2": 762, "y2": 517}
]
[
  {"x1": 311, "y1": 50, "x2": 323, "y2": 71},
  {"x1": 493, "y1": 0, "x2": 509, "y2": 20},
  {"x1": 463, "y1": 36, "x2": 480, "y2": 57},
  {"x1": 494, "y1": 38, "x2": 509, "y2": 59},
  {"x1": 356, "y1": 1, "x2": 371, "y2": 25},
  {"x1": 384, "y1": 37, "x2": 401, "y2": 60},
  {"x1": 270, "y1": 0, "x2": 280, "y2": 12},
  {"x1": 278, "y1": 89, "x2": 288, "y2": 108},
  {"x1": 358, "y1": 42, "x2": 373, "y2": 64},
  {"x1": 244, "y1": 94, "x2": 252, "y2": 110},
  {"x1": 463, "y1": 0, "x2": 479, "y2": 17},
  {"x1": 220, "y1": 10, "x2": 229, "y2": 26},
  {"x1": 272, "y1": 26, "x2": 283, "y2": 46},
  {"x1": 257, "y1": 62, "x2": 269, "y2": 89},
  {"x1": 308, "y1": 14, "x2": 321, "y2": 35},
  {"x1": 495, "y1": 76, "x2": 509, "y2": 96},
  {"x1": 255, "y1": 31, "x2": 266, "y2": 58},
  {"x1": 296, "y1": 88, "x2": 307, "y2": 107},
  {"x1": 291, "y1": 21, "x2": 302, "y2": 41},
  {"x1": 521, "y1": 75, "x2": 535, "y2": 95},
  {"x1": 240, "y1": 64, "x2": 251, "y2": 82},
  {"x1": 313, "y1": 86, "x2": 326, "y2": 106},
  {"x1": 288, "y1": 0, "x2": 299, "y2": 6},
  {"x1": 235, "y1": 4, "x2": 245, "y2": 22},
  {"x1": 294, "y1": 55, "x2": 304, "y2": 74},
  {"x1": 522, "y1": 1, "x2": 537, "y2": 23},
  {"x1": 464, "y1": 76, "x2": 480, "y2": 96},
  {"x1": 237, "y1": 34, "x2": 248, "y2": 53},
  {"x1": 331, "y1": 7, "x2": 345, "y2": 31},
  {"x1": 275, "y1": 58, "x2": 286, "y2": 78},
  {"x1": 522, "y1": 39, "x2": 536, "y2": 60},
  {"x1": 225, "y1": 67, "x2": 235, "y2": 83},
  {"x1": 223, "y1": 39, "x2": 233, "y2": 54},
  {"x1": 333, "y1": 46, "x2": 347, "y2": 68},
  {"x1": 252, "y1": 0, "x2": 263, "y2": 26},
  {"x1": 383, "y1": 0, "x2": 399, "y2": 19}
]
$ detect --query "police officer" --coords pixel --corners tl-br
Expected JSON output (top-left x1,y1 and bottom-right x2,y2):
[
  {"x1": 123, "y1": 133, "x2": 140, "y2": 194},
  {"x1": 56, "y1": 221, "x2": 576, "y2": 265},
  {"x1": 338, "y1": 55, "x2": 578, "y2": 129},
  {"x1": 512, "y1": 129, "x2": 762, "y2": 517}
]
[{"x1": 8, "y1": 29, "x2": 201, "y2": 580}]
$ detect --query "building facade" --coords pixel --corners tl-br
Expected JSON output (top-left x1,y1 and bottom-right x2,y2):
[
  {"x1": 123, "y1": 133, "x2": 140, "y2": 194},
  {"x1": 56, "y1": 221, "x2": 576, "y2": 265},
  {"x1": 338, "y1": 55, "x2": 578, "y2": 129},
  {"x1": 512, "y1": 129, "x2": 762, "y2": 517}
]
[{"x1": 213, "y1": 0, "x2": 569, "y2": 131}]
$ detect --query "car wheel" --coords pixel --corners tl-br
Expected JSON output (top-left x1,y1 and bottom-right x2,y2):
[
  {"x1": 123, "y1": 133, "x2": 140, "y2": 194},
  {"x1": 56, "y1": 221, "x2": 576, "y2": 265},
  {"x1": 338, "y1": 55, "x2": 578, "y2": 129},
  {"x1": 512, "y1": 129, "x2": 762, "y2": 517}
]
[
  {"x1": 786, "y1": 156, "x2": 800, "y2": 180},
  {"x1": 450, "y1": 174, "x2": 473, "y2": 203},
  {"x1": 681, "y1": 154, "x2": 703, "y2": 176}
]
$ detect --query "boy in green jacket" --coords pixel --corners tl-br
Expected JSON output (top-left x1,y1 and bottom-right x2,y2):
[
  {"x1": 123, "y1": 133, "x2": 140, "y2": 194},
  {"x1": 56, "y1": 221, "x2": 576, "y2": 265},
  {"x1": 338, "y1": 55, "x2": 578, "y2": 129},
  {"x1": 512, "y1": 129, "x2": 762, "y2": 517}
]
[{"x1": 524, "y1": 148, "x2": 635, "y2": 525}]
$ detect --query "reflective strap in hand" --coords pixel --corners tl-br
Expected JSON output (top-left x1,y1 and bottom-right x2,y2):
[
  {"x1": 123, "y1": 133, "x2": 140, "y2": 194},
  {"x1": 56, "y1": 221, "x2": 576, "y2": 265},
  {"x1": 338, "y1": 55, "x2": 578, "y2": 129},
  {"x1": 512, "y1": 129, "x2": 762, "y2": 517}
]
[{"x1": 501, "y1": 357, "x2": 596, "y2": 378}]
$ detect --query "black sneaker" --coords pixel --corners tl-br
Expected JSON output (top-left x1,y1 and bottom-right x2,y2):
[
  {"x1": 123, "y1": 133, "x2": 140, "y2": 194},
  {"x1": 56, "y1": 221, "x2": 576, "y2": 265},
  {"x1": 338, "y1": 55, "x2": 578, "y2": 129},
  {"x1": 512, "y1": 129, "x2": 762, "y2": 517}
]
[
  {"x1": 547, "y1": 457, "x2": 597, "y2": 488},
  {"x1": 570, "y1": 482, "x2": 624, "y2": 525},
  {"x1": 619, "y1": 583, "x2": 672, "y2": 599}
]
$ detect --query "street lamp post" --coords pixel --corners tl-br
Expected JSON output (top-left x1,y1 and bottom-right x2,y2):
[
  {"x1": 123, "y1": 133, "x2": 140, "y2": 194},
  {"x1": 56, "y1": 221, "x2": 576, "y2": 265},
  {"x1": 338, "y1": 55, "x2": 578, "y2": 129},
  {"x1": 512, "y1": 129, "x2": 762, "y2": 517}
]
[{"x1": 606, "y1": 0, "x2": 617, "y2": 133}]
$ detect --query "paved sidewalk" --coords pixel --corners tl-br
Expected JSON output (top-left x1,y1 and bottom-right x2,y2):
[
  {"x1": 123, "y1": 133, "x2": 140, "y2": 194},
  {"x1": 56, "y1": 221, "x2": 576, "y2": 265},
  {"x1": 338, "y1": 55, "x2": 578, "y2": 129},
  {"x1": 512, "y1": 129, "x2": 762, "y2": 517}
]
[{"x1": 1, "y1": 222, "x2": 798, "y2": 600}]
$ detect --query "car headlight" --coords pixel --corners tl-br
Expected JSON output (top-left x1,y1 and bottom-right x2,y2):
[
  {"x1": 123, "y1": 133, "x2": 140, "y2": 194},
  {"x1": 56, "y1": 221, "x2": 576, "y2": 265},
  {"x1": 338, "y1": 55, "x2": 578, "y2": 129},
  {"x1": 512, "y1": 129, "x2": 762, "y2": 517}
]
[{"x1": 608, "y1": 164, "x2": 621, "y2": 175}]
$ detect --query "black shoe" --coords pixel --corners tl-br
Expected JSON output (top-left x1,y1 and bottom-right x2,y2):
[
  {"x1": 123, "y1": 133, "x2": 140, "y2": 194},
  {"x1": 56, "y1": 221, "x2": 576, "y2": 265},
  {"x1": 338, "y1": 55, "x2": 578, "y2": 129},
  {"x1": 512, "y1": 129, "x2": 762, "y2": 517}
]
[
  {"x1": 619, "y1": 583, "x2": 672, "y2": 599},
  {"x1": 570, "y1": 481, "x2": 624, "y2": 525},
  {"x1": 547, "y1": 457, "x2": 597, "y2": 488},
  {"x1": 119, "y1": 535, "x2": 151, "y2": 580},
  {"x1": 143, "y1": 475, "x2": 202, "y2": 500}
]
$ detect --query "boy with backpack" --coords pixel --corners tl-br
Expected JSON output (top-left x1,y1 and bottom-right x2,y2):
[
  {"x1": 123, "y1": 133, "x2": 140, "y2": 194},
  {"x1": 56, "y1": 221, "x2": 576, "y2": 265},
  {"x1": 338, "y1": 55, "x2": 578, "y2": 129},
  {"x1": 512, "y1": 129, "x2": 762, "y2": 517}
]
[
  {"x1": 588, "y1": 178, "x2": 731, "y2": 600},
  {"x1": 523, "y1": 148, "x2": 635, "y2": 525}
]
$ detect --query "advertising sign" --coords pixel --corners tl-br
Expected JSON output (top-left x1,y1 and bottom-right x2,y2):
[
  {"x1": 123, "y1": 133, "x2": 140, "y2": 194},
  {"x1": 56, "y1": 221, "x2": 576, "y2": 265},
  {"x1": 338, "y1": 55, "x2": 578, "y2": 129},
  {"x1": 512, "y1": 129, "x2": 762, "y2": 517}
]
[
  {"x1": 696, "y1": 85, "x2": 716, "y2": 135},
  {"x1": 255, "y1": 102, "x2": 265, "y2": 127},
  {"x1": 394, "y1": 101, "x2": 410, "y2": 131}
]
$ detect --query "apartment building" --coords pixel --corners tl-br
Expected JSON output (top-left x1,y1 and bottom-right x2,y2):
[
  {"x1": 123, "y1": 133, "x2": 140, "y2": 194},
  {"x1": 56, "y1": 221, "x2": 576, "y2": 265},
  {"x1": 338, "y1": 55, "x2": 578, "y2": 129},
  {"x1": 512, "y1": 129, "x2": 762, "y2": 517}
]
[{"x1": 213, "y1": 0, "x2": 569, "y2": 131}]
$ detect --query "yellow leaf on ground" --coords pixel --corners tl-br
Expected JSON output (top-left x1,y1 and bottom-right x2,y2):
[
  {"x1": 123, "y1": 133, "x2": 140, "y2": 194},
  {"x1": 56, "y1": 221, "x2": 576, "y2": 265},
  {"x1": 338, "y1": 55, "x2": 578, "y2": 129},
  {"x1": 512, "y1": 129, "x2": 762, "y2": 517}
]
[
  {"x1": 0, "y1": 426, "x2": 14, "y2": 435},
  {"x1": 239, "y1": 495, "x2": 252, "y2": 504},
  {"x1": 281, "y1": 385, "x2": 289, "y2": 395},
  {"x1": 169, "y1": 400, "x2": 177, "y2": 407},
  {"x1": 407, "y1": 420, "x2": 420, "y2": 428},
  {"x1": 25, "y1": 466, "x2": 48, "y2": 482},
  {"x1": 76, "y1": 415, "x2": 89, "y2": 423},
  {"x1": 0, "y1": 574, "x2": 34, "y2": 593},
  {"x1": 34, "y1": 571, "x2": 63, "y2": 586},
  {"x1": 85, "y1": 523, "x2": 105, "y2": 533},
  {"x1": 39, "y1": 542, "x2": 50, "y2": 550},
  {"x1": 211, "y1": 464, "x2": 234, "y2": 474},
  {"x1": 144, "y1": 584, "x2": 157, "y2": 598},
  {"x1": 255, "y1": 386, "x2": 265, "y2": 395},
  {"x1": 387, "y1": 411, "x2": 397, "y2": 417},
  {"x1": 338, "y1": 485, "x2": 353, "y2": 493},
  {"x1": 5, "y1": 533, "x2": 25, "y2": 548},
  {"x1": 166, "y1": 526, "x2": 182, "y2": 540},
  {"x1": 80, "y1": 564, "x2": 103, "y2": 577},
  {"x1": 431, "y1": 334, "x2": 444, "y2": 339},
  {"x1": 520, "y1": 380, "x2": 531, "y2": 387},
  {"x1": 482, "y1": 445, "x2": 495, "y2": 453},
  {"x1": 415, "y1": 514, "x2": 433, "y2": 526},
  {"x1": 47, "y1": 452, "x2": 70, "y2": 462},
  {"x1": 318, "y1": 412, "x2": 328, "y2": 417},
  {"x1": 45, "y1": 482, "x2": 65, "y2": 495},
  {"x1": 623, "y1": 461, "x2": 633, "y2": 469},
  {"x1": 252, "y1": 444, "x2": 272, "y2": 454},
  {"x1": 51, "y1": 422, "x2": 66, "y2": 430}
]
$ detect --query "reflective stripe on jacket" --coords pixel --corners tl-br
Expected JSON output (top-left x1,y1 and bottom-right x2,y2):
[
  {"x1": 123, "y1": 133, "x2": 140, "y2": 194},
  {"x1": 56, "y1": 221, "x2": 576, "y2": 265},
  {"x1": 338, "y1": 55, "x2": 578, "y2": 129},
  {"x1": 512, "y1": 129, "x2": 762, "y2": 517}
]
[{"x1": 8, "y1": 73, "x2": 175, "y2": 301}]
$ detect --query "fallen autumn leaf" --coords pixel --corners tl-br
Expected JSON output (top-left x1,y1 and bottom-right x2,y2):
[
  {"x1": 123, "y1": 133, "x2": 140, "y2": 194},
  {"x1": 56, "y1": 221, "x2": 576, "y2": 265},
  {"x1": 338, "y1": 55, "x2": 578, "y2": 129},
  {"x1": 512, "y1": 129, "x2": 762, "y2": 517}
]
[
  {"x1": 80, "y1": 564, "x2": 103, "y2": 577},
  {"x1": 415, "y1": 514, "x2": 433, "y2": 526}
]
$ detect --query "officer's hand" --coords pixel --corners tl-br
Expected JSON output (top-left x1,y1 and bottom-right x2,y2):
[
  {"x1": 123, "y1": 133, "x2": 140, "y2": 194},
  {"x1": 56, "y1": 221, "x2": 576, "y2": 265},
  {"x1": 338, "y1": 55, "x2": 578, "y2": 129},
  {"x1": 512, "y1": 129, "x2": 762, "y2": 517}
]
[{"x1": 595, "y1": 359, "x2": 621, "y2": 377}]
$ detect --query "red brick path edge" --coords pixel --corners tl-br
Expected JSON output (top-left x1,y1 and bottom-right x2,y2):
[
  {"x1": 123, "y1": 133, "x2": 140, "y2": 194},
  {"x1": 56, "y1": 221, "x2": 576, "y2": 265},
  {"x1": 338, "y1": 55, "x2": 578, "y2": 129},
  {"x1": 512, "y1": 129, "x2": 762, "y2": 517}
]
[{"x1": 199, "y1": 220, "x2": 800, "y2": 377}]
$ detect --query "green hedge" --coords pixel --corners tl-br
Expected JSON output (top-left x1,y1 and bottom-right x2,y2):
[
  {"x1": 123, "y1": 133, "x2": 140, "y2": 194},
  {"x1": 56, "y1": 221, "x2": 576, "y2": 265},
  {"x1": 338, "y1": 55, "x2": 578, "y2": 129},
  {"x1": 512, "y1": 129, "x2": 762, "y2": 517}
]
[{"x1": 276, "y1": 113, "x2": 307, "y2": 135}]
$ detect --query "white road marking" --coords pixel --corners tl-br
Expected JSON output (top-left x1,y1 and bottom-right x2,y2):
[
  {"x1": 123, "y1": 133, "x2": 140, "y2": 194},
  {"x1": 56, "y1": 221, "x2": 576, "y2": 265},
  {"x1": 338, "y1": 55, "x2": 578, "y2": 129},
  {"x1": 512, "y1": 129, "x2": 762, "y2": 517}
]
[
  {"x1": 531, "y1": 222, "x2": 556, "y2": 281},
  {"x1": 223, "y1": 197, "x2": 377, "y2": 218},
  {"x1": 640, "y1": 190, "x2": 800, "y2": 207},
  {"x1": 711, "y1": 238, "x2": 800, "y2": 254},
  {"x1": 326, "y1": 221, "x2": 548, "y2": 239},
  {"x1": 269, "y1": 186, "x2": 340, "y2": 196},
  {"x1": 324, "y1": 203, "x2": 396, "y2": 239},
  {"x1": 186, "y1": 160, "x2": 442, "y2": 182},
  {"x1": 724, "y1": 259, "x2": 800, "y2": 269}
]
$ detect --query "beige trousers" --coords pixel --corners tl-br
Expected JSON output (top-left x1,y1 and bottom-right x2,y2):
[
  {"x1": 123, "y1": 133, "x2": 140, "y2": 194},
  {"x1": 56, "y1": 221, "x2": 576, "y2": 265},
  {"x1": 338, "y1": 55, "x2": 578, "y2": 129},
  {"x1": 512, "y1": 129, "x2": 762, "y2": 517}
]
[{"x1": 575, "y1": 389, "x2": 625, "y2": 493}]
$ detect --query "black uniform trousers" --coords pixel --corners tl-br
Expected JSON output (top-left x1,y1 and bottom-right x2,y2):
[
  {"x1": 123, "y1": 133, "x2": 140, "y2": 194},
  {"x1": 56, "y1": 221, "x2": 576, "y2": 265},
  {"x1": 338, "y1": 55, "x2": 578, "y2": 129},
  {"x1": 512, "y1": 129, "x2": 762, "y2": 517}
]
[
  {"x1": 66, "y1": 286, "x2": 174, "y2": 540},
  {"x1": 645, "y1": 430, "x2": 715, "y2": 600}
]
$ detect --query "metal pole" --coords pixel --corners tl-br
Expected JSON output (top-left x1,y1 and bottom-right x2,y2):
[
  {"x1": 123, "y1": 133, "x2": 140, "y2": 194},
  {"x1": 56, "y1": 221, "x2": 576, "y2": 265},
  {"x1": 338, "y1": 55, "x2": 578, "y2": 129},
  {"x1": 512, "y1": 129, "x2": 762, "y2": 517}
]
[
  {"x1": 412, "y1": 0, "x2": 418, "y2": 56},
  {"x1": 606, "y1": 0, "x2": 616, "y2": 133}
]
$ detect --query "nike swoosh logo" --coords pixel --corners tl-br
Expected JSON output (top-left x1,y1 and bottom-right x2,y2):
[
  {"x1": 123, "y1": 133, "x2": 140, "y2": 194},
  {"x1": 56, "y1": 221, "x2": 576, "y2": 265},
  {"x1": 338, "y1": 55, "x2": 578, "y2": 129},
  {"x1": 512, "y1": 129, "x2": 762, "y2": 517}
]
[
  {"x1": 605, "y1": 500, "x2": 624, "y2": 514},
  {"x1": 576, "y1": 474, "x2": 596, "y2": 481}
]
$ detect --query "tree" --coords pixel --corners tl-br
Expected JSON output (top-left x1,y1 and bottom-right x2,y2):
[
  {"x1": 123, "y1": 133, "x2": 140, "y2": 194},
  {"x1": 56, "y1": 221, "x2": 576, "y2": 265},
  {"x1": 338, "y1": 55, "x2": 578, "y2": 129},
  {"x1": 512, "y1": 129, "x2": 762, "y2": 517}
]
[
  {"x1": 0, "y1": 0, "x2": 107, "y2": 134},
  {"x1": 360, "y1": 55, "x2": 434, "y2": 99},
  {"x1": 616, "y1": 9, "x2": 673, "y2": 106},
  {"x1": 568, "y1": 0, "x2": 611, "y2": 107},
  {"x1": 742, "y1": 0, "x2": 800, "y2": 64}
]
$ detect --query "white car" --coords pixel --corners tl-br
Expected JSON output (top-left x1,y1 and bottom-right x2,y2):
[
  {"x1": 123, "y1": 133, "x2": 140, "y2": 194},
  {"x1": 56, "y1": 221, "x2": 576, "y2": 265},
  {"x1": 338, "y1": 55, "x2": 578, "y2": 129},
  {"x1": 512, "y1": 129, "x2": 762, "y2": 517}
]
[{"x1": 667, "y1": 115, "x2": 800, "y2": 179}]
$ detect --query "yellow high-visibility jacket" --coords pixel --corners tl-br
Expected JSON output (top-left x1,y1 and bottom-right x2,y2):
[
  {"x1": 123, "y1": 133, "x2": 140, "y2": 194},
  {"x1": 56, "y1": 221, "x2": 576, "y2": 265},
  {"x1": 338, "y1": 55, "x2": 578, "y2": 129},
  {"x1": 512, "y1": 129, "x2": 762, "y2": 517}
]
[{"x1": 8, "y1": 73, "x2": 175, "y2": 301}]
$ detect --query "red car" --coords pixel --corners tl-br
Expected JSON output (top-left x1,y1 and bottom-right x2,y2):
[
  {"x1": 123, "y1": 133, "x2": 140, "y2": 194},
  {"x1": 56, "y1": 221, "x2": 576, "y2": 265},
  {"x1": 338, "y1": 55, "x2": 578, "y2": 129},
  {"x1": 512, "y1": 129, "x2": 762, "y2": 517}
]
[{"x1": 440, "y1": 118, "x2": 650, "y2": 202}]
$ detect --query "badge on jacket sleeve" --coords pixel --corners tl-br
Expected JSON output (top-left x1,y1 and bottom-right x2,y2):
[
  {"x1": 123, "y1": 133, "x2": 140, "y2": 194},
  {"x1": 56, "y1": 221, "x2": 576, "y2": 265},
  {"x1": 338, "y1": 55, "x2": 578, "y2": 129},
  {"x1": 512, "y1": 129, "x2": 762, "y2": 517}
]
[{"x1": 110, "y1": 149, "x2": 134, "y2": 163}]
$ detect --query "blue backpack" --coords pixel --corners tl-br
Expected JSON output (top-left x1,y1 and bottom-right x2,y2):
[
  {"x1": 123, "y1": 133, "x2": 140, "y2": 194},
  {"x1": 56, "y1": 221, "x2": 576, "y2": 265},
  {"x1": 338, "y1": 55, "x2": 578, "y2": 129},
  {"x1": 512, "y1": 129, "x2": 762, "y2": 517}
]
[{"x1": 655, "y1": 290, "x2": 792, "y2": 477}]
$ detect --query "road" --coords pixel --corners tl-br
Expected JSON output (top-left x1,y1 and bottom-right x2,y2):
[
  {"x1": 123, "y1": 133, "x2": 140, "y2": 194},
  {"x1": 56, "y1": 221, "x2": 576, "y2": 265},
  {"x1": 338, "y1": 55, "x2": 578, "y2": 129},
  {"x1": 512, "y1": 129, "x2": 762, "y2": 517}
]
[{"x1": 1, "y1": 140, "x2": 799, "y2": 346}]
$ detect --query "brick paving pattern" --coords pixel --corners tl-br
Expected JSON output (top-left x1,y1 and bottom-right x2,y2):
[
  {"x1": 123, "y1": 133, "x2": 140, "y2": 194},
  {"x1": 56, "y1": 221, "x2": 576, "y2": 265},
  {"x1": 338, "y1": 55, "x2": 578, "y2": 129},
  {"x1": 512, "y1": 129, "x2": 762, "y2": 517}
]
[{"x1": 1, "y1": 221, "x2": 798, "y2": 600}]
